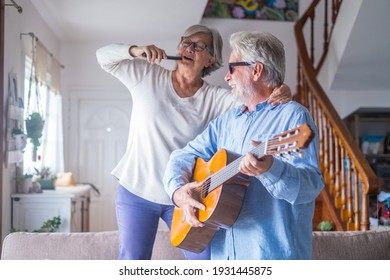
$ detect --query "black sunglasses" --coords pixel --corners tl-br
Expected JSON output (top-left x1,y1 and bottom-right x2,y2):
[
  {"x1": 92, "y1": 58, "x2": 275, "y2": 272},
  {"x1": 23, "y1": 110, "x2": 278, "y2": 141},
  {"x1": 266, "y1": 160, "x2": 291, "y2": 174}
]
[{"x1": 228, "y1": 62, "x2": 254, "y2": 74}]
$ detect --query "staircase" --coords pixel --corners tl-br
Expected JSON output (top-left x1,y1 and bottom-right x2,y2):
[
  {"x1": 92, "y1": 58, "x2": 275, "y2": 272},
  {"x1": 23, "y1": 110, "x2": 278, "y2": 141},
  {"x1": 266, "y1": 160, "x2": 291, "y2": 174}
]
[{"x1": 294, "y1": 0, "x2": 382, "y2": 230}]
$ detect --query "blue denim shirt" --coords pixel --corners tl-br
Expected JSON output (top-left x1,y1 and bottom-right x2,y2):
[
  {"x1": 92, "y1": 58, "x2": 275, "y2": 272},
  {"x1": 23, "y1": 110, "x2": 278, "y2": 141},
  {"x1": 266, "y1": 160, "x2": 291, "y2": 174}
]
[{"x1": 163, "y1": 100, "x2": 324, "y2": 260}]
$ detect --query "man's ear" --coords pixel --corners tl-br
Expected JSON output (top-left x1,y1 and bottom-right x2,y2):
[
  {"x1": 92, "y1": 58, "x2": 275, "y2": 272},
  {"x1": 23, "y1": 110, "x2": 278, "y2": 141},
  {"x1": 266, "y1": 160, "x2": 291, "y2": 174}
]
[{"x1": 252, "y1": 62, "x2": 263, "y2": 81}]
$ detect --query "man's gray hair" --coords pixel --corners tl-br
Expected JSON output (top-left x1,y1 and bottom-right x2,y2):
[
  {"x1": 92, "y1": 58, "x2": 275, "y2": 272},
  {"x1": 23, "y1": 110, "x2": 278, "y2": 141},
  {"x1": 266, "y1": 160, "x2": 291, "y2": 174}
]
[
  {"x1": 229, "y1": 31, "x2": 285, "y2": 88},
  {"x1": 180, "y1": 24, "x2": 223, "y2": 77}
]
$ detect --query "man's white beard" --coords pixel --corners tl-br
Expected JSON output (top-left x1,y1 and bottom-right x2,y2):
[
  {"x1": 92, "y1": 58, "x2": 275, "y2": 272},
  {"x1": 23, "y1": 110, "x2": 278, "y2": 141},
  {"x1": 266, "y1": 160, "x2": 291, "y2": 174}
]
[{"x1": 231, "y1": 88, "x2": 255, "y2": 104}]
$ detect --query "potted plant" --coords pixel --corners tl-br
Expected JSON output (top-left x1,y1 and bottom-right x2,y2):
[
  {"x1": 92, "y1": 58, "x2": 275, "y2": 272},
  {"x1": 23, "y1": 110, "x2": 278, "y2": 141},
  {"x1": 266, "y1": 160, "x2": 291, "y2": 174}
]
[
  {"x1": 317, "y1": 220, "x2": 335, "y2": 231},
  {"x1": 11, "y1": 127, "x2": 24, "y2": 135},
  {"x1": 25, "y1": 112, "x2": 45, "y2": 161},
  {"x1": 10, "y1": 215, "x2": 61, "y2": 233},
  {"x1": 34, "y1": 166, "x2": 56, "y2": 190},
  {"x1": 11, "y1": 127, "x2": 27, "y2": 150},
  {"x1": 34, "y1": 216, "x2": 61, "y2": 232},
  {"x1": 15, "y1": 173, "x2": 34, "y2": 194}
]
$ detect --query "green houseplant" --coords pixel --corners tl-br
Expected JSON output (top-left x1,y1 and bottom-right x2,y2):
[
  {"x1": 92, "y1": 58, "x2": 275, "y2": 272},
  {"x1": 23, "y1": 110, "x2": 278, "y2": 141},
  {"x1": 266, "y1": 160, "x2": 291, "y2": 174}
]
[
  {"x1": 15, "y1": 173, "x2": 33, "y2": 194},
  {"x1": 11, "y1": 127, "x2": 28, "y2": 150},
  {"x1": 34, "y1": 166, "x2": 56, "y2": 190},
  {"x1": 25, "y1": 112, "x2": 45, "y2": 161},
  {"x1": 10, "y1": 216, "x2": 61, "y2": 233},
  {"x1": 317, "y1": 221, "x2": 335, "y2": 231},
  {"x1": 11, "y1": 127, "x2": 24, "y2": 136},
  {"x1": 35, "y1": 216, "x2": 61, "y2": 232}
]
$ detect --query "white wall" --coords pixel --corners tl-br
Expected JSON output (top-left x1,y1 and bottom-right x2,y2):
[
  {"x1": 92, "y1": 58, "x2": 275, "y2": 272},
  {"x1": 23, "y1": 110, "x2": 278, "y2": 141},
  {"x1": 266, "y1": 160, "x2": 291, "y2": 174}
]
[
  {"x1": 319, "y1": 0, "x2": 363, "y2": 91},
  {"x1": 318, "y1": 0, "x2": 390, "y2": 118},
  {"x1": 2, "y1": 0, "x2": 61, "y2": 241},
  {"x1": 328, "y1": 90, "x2": 390, "y2": 119},
  {"x1": 61, "y1": 0, "x2": 315, "y2": 92},
  {"x1": 62, "y1": 21, "x2": 298, "y2": 90}
]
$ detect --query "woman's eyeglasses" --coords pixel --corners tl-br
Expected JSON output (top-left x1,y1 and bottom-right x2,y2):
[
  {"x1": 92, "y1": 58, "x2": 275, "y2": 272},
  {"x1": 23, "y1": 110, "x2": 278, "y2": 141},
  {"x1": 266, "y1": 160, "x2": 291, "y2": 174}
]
[
  {"x1": 180, "y1": 38, "x2": 209, "y2": 53},
  {"x1": 228, "y1": 62, "x2": 254, "y2": 74}
]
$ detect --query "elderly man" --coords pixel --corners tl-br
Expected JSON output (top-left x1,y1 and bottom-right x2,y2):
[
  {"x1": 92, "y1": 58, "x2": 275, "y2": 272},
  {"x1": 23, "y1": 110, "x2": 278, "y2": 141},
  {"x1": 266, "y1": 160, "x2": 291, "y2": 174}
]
[{"x1": 164, "y1": 31, "x2": 324, "y2": 260}]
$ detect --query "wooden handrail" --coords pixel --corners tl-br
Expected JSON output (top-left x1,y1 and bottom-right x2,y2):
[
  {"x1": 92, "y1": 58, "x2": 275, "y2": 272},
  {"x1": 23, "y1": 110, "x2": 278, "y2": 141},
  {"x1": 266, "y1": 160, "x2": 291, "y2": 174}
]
[{"x1": 294, "y1": 0, "x2": 380, "y2": 230}]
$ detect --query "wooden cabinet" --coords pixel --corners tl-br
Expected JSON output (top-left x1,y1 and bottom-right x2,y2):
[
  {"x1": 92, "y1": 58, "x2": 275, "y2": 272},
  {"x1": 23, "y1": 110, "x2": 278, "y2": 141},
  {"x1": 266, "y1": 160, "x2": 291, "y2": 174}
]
[
  {"x1": 344, "y1": 108, "x2": 390, "y2": 225},
  {"x1": 344, "y1": 106, "x2": 390, "y2": 188},
  {"x1": 11, "y1": 185, "x2": 91, "y2": 232},
  {"x1": 344, "y1": 107, "x2": 390, "y2": 144},
  {"x1": 344, "y1": 107, "x2": 390, "y2": 167}
]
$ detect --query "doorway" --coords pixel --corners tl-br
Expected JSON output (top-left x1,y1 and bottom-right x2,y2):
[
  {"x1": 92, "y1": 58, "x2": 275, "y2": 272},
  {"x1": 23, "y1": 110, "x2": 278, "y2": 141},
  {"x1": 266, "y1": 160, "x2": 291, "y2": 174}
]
[{"x1": 69, "y1": 90, "x2": 131, "y2": 231}]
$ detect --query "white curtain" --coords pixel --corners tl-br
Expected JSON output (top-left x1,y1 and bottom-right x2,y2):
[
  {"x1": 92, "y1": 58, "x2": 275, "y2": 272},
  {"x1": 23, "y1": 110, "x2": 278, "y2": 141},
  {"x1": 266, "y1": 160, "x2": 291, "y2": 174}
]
[
  {"x1": 22, "y1": 35, "x2": 65, "y2": 175},
  {"x1": 40, "y1": 88, "x2": 64, "y2": 174}
]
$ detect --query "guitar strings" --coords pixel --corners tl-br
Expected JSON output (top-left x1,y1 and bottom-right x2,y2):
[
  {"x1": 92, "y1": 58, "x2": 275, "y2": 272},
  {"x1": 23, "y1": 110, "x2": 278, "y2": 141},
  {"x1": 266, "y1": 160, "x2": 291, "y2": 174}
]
[
  {"x1": 196, "y1": 134, "x2": 298, "y2": 199},
  {"x1": 194, "y1": 126, "x2": 304, "y2": 199},
  {"x1": 197, "y1": 142, "x2": 267, "y2": 198}
]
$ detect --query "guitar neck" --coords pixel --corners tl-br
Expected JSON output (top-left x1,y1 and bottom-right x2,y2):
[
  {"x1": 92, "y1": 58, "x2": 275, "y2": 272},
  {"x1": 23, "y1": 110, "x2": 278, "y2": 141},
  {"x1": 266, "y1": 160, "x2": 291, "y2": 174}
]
[
  {"x1": 206, "y1": 141, "x2": 267, "y2": 193},
  {"x1": 200, "y1": 123, "x2": 313, "y2": 196}
]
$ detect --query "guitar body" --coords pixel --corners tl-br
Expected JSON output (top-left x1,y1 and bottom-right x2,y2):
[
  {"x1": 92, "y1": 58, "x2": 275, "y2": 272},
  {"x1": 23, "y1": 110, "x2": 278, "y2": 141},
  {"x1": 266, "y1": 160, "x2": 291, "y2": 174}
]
[{"x1": 170, "y1": 149, "x2": 250, "y2": 253}]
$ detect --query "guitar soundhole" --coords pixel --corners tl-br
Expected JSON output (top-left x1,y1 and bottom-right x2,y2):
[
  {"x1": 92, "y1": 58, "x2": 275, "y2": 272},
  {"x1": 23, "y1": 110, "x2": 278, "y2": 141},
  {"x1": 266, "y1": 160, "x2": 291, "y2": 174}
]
[{"x1": 199, "y1": 178, "x2": 211, "y2": 199}]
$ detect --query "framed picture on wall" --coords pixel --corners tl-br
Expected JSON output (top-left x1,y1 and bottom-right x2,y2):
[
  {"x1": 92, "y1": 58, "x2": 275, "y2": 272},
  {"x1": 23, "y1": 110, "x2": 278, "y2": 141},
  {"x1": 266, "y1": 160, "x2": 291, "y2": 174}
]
[{"x1": 203, "y1": 0, "x2": 299, "y2": 22}]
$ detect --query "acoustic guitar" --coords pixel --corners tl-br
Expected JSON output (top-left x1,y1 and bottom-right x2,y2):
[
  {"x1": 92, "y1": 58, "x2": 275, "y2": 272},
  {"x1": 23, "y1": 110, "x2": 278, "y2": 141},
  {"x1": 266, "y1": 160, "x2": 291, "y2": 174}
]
[{"x1": 170, "y1": 123, "x2": 314, "y2": 253}]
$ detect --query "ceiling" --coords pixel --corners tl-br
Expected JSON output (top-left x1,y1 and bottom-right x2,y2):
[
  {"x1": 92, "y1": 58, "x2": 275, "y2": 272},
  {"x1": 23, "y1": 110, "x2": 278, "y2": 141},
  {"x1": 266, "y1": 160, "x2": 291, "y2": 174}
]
[{"x1": 30, "y1": 0, "x2": 208, "y2": 43}]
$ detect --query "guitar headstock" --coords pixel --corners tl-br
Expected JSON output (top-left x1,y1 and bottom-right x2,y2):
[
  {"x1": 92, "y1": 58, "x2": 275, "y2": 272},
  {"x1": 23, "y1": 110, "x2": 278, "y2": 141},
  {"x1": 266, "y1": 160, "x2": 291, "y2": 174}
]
[{"x1": 266, "y1": 123, "x2": 314, "y2": 157}]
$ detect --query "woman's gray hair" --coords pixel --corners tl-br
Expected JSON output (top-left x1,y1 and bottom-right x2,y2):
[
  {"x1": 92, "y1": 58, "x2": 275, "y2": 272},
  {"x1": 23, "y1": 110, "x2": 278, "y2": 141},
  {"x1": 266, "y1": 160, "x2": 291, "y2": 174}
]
[
  {"x1": 180, "y1": 24, "x2": 223, "y2": 77},
  {"x1": 229, "y1": 31, "x2": 285, "y2": 88}
]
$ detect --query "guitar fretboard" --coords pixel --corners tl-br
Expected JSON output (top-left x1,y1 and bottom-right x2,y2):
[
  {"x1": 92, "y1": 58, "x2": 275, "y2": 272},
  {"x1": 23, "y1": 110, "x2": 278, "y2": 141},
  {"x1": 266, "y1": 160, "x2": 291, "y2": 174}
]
[
  {"x1": 197, "y1": 124, "x2": 309, "y2": 199},
  {"x1": 200, "y1": 142, "x2": 266, "y2": 198}
]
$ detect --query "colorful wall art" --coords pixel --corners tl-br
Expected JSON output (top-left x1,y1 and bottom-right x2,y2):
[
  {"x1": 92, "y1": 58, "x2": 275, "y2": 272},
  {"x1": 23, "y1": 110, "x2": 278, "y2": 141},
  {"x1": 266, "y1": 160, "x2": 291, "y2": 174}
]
[{"x1": 203, "y1": 0, "x2": 299, "y2": 22}]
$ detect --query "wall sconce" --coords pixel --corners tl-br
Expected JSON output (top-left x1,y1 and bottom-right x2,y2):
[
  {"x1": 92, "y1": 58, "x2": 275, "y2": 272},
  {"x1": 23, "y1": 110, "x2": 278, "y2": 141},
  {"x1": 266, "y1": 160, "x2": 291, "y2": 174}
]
[{"x1": 4, "y1": 0, "x2": 23, "y2": 14}]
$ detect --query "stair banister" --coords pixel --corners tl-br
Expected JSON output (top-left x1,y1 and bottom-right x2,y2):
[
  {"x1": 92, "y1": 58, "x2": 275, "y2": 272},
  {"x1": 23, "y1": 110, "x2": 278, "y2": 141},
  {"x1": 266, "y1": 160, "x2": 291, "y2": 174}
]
[{"x1": 294, "y1": 0, "x2": 380, "y2": 230}]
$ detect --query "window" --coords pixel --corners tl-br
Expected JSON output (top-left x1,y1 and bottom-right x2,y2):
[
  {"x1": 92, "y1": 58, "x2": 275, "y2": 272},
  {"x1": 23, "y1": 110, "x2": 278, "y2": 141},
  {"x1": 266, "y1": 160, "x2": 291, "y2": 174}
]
[{"x1": 23, "y1": 55, "x2": 64, "y2": 175}]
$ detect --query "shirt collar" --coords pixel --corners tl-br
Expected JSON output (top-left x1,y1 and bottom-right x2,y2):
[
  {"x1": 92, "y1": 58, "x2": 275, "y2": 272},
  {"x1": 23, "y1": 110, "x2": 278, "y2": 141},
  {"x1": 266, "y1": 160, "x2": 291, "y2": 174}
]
[{"x1": 235, "y1": 98, "x2": 277, "y2": 116}]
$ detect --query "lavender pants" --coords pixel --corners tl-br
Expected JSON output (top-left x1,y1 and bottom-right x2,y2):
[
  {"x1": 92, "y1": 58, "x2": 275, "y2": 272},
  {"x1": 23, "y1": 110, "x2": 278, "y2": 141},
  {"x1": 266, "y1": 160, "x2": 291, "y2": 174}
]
[{"x1": 115, "y1": 185, "x2": 210, "y2": 260}]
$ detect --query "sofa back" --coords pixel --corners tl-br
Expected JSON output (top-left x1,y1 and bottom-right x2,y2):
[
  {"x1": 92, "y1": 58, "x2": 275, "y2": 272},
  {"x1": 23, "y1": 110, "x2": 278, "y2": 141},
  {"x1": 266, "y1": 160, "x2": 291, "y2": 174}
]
[
  {"x1": 2, "y1": 229, "x2": 390, "y2": 260},
  {"x1": 312, "y1": 230, "x2": 390, "y2": 259},
  {"x1": 1, "y1": 230, "x2": 184, "y2": 260}
]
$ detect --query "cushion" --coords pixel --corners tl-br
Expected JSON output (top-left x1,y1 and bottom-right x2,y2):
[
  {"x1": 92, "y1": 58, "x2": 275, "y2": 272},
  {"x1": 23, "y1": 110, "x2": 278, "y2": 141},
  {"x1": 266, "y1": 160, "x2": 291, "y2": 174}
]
[
  {"x1": 312, "y1": 229, "x2": 390, "y2": 260},
  {"x1": 1, "y1": 230, "x2": 184, "y2": 260}
]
